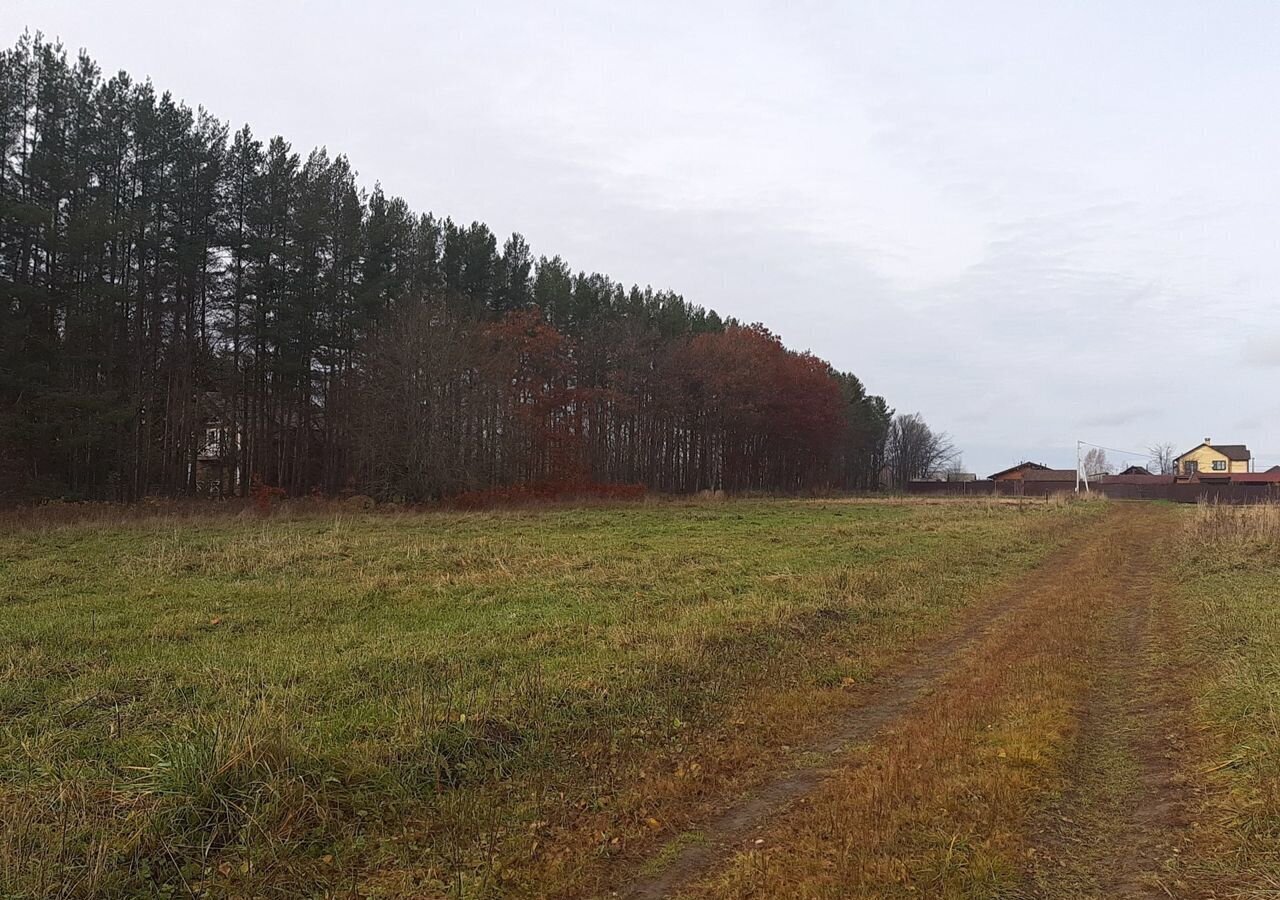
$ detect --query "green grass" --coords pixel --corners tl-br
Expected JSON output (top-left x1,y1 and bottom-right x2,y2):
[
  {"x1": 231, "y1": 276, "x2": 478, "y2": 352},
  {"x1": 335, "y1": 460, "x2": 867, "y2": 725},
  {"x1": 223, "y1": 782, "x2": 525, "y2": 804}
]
[
  {"x1": 0, "y1": 497, "x2": 1103, "y2": 898},
  {"x1": 641, "y1": 830, "x2": 709, "y2": 877}
]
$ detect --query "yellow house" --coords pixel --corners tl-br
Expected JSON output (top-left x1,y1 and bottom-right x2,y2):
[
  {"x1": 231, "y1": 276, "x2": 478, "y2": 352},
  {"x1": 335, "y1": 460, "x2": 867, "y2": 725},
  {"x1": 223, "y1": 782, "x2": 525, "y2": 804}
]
[{"x1": 1174, "y1": 438, "x2": 1251, "y2": 478}]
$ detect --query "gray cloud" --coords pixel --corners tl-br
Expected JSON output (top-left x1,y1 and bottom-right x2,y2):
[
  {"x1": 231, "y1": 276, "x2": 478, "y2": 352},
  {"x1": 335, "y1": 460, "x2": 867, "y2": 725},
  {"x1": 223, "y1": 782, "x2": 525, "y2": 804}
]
[
  {"x1": 1243, "y1": 335, "x2": 1280, "y2": 368},
  {"x1": 1080, "y1": 409, "x2": 1157, "y2": 428}
]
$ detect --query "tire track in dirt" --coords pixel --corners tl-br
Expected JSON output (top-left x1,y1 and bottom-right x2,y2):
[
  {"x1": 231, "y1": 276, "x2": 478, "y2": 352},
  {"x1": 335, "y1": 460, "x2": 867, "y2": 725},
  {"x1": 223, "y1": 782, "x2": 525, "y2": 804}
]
[
  {"x1": 612, "y1": 507, "x2": 1142, "y2": 900},
  {"x1": 1017, "y1": 514, "x2": 1193, "y2": 899}
]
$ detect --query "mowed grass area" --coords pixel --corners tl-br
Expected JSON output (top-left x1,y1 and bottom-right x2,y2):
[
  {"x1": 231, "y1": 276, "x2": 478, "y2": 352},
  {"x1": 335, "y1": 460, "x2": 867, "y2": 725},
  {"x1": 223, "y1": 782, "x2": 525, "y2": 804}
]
[
  {"x1": 2, "y1": 498, "x2": 1103, "y2": 898},
  {"x1": 1172, "y1": 503, "x2": 1280, "y2": 894}
]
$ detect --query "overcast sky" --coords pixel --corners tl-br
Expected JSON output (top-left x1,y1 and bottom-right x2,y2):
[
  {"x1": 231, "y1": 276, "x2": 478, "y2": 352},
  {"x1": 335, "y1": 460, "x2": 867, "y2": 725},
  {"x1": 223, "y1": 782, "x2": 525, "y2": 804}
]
[{"x1": 8, "y1": 1, "x2": 1280, "y2": 475}]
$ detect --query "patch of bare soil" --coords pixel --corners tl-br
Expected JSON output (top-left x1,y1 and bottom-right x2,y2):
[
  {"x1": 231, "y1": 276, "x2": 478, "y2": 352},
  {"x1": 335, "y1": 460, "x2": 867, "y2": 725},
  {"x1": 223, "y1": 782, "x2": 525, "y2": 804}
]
[{"x1": 612, "y1": 506, "x2": 1168, "y2": 900}]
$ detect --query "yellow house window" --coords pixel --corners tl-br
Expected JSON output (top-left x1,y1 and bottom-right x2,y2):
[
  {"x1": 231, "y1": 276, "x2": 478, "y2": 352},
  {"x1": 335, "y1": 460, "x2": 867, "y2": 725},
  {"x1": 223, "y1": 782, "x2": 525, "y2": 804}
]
[{"x1": 1212, "y1": 459, "x2": 1227, "y2": 471}]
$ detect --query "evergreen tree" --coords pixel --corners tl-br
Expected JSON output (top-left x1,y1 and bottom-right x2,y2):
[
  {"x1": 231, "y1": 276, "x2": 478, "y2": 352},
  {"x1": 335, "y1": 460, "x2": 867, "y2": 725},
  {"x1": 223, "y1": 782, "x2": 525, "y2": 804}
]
[{"x1": 0, "y1": 35, "x2": 898, "y2": 501}]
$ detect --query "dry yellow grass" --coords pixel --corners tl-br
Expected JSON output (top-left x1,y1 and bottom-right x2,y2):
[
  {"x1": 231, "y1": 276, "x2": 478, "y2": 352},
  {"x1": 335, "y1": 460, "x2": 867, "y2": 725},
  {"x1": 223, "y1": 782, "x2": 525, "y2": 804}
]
[{"x1": 1167, "y1": 500, "x2": 1280, "y2": 895}]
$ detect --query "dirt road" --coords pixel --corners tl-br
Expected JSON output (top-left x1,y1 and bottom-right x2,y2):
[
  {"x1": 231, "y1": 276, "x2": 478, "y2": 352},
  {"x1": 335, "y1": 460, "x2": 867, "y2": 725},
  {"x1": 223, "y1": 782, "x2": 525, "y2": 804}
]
[{"x1": 612, "y1": 503, "x2": 1204, "y2": 899}]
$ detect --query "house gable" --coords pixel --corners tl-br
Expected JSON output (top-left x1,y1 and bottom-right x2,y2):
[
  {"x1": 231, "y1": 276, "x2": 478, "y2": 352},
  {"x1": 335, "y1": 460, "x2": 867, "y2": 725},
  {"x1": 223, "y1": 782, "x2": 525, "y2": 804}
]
[{"x1": 1174, "y1": 440, "x2": 1250, "y2": 476}]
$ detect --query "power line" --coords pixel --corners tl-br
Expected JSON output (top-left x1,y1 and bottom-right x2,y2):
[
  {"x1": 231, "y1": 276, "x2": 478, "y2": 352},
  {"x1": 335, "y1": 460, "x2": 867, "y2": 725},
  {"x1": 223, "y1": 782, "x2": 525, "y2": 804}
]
[
  {"x1": 1076, "y1": 439, "x2": 1150, "y2": 459},
  {"x1": 1074, "y1": 439, "x2": 1156, "y2": 492}
]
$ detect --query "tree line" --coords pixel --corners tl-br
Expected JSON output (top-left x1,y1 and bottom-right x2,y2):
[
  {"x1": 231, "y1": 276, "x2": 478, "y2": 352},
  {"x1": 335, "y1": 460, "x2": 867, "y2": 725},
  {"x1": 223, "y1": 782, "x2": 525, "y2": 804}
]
[{"x1": 0, "y1": 34, "x2": 928, "y2": 502}]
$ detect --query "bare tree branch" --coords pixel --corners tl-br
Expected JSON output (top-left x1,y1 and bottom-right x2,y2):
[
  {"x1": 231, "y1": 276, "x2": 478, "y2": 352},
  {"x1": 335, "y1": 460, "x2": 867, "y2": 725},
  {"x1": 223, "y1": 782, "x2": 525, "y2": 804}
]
[
  {"x1": 1148, "y1": 443, "x2": 1177, "y2": 476},
  {"x1": 885, "y1": 413, "x2": 957, "y2": 488}
]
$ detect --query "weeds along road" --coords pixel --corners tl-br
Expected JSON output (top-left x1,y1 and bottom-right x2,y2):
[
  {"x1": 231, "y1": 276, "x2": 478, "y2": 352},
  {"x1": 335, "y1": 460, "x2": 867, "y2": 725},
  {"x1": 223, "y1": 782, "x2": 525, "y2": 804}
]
[{"x1": 617, "y1": 503, "x2": 1202, "y2": 899}]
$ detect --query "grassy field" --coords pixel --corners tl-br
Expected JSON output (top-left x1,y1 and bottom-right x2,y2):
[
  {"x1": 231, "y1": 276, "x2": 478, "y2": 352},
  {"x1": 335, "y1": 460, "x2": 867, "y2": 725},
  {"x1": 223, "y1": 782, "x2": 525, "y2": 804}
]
[
  {"x1": 619, "y1": 499, "x2": 1280, "y2": 900},
  {"x1": 675, "y1": 502, "x2": 1171, "y2": 900},
  {"x1": 1170, "y1": 502, "x2": 1280, "y2": 895},
  {"x1": 0, "y1": 497, "x2": 1102, "y2": 898}
]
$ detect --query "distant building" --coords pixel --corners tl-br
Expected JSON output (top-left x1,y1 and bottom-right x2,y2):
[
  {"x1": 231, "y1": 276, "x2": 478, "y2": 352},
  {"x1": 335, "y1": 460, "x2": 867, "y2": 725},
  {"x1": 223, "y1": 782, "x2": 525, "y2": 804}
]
[
  {"x1": 190, "y1": 393, "x2": 242, "y2": 496},
  {"x1": 946, "y1": 471, "x2": 978, "y2": 482},
  {"x1": 1174, "y1": 439, "x2": 1251, "y2": 479},
  {"x1": 988, "y1": 462, "x2": 1049, "y2": 481},
  {"x1": 1118, "y1": 465, "x2": 1151, "y2": 476},
  {"x1": 1226, "y1": 471, "x2": 1280, "y2": 485}
]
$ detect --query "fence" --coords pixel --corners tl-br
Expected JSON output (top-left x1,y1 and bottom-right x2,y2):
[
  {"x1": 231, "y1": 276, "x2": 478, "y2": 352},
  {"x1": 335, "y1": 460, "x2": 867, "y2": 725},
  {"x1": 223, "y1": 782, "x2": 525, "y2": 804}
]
[{"x1": 905, "y1": 479, "x2": 1280, "y2": 504}]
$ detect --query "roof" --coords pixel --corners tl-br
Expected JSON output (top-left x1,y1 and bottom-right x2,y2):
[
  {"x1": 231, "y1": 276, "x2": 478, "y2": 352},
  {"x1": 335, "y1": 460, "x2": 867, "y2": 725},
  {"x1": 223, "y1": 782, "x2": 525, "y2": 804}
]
[
  {"x1": 1228, "y1": 471, "x2": 1280, "y2": 484},
  {"x1": 988, "y1": 461, "x2": 1048, "y2": 479},
  {"x1": 1174, "y1": 442, "x2": 1251, "y2": 462},
  {"x1": 1119, "y1": 465, "x2": 1151, "y2": 475},
  {"x1": 1215, "y1": 444, "x2": 1252, "y2": 461}
]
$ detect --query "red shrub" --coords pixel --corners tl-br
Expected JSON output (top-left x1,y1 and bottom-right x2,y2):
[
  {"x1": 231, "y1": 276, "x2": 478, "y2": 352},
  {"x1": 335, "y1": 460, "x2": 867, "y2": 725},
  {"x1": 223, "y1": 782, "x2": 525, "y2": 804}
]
[{"x1": 250, "y1": 475, "x2": 287, "y2": 514}]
